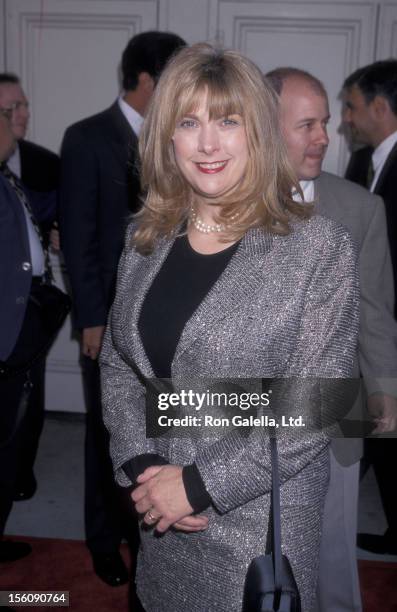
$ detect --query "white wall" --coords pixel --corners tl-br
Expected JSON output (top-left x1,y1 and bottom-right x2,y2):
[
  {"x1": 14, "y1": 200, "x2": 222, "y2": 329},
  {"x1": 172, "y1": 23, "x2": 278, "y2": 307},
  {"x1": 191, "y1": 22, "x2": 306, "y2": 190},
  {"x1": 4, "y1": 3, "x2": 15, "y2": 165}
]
[{"x1": 2, "y1": 0, "x2": 396, "y2": 412}]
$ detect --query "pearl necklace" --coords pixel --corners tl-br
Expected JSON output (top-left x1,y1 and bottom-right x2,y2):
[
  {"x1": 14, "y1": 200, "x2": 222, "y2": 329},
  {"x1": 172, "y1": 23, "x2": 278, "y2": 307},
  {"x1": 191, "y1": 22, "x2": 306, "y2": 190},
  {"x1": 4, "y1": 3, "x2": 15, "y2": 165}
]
[
  {"x1": 189, "y1": 207, "x2": 225, "y2": 233},
  {"x1": 189, "y1": 206, "x2": 239, "y2": 234}
]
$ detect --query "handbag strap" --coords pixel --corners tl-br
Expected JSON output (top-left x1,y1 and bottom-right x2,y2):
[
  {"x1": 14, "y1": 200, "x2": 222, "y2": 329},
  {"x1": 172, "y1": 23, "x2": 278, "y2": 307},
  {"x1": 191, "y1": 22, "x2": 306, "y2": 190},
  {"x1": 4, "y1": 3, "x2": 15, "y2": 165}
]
[{"x1": 265, "y1": 435, "x2": 283, "y2": 595}]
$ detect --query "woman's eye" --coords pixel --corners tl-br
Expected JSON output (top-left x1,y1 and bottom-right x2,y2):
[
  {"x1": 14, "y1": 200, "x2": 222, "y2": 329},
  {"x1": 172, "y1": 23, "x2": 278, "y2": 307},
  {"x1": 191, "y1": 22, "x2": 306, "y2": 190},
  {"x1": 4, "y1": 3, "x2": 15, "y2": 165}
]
[
  {"x1": 179, "y1": 119, "x2": 197, "y2": 128},
  {"x1": 222, "y1": 117, "x2": 239, "y2": 126}
]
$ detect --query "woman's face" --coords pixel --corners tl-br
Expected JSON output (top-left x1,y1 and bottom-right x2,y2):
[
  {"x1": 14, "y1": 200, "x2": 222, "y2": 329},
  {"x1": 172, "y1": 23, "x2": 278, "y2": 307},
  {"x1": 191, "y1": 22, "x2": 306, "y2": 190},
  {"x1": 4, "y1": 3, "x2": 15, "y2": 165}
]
[{"x1": 172, "y1": 92, "x2": 249, "y2": 203}]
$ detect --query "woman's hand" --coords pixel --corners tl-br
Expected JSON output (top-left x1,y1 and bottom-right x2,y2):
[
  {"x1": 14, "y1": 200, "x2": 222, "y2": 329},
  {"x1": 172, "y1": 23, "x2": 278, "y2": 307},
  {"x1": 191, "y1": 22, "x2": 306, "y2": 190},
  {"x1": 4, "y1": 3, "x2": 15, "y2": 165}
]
[
  {"x1": 131, "y1": 465, "x2": 207, "y2": 533},
  {"x1": 82, "y1": 325, "x2": 105, "y2": 360},
  {"x1": 368, "y1": 394, "x2": 397, "y2": 434},
  {"x1": 172, "y1": 515, "x2": 209, "y2": 532}
]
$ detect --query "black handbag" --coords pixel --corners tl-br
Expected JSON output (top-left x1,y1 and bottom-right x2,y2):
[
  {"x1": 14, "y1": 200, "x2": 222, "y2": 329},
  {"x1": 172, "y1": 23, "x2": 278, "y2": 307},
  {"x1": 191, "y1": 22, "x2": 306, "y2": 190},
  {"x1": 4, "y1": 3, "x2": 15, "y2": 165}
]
[
  {"x1": 242, "y1": 437, "x2": 301, "y2": 612},
  {"x1": 0, "y1": 281, "x2": 71, "y2": 379}
]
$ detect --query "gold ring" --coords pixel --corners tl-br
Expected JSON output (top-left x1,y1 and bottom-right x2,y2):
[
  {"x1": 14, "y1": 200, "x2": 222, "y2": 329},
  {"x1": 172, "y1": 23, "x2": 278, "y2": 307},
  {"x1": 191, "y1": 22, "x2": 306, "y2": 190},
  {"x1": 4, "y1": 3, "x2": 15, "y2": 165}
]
[{"x1": 146, "y1": 509, "x2": 159, "y2": 523}]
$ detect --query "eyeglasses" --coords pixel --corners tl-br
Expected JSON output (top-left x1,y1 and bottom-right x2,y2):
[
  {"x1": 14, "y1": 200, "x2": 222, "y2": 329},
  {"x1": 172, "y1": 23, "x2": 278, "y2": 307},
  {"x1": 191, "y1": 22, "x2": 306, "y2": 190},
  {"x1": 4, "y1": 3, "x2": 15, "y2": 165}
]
[
  {"x1": 0, "y1": 101, "x2": 29, "y2": 118},
  {"x1": 0, "y1": 107, "x2": 13, "y2": 121}
]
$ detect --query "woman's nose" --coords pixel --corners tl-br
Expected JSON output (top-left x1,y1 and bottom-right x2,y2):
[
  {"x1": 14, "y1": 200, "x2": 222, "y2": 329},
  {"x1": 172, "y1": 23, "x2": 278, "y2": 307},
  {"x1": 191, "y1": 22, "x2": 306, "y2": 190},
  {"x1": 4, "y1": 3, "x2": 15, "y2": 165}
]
[{"x1": 198, "y1": 124, "x2": 220, "y2": 154}]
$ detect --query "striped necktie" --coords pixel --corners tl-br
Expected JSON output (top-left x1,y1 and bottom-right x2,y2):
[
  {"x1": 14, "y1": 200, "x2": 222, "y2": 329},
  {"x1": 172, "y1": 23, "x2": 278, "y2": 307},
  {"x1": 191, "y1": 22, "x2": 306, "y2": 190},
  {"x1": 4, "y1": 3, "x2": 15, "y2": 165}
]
[{"x1": 0, "y1": 162, "x2": 52, "y2": 282}]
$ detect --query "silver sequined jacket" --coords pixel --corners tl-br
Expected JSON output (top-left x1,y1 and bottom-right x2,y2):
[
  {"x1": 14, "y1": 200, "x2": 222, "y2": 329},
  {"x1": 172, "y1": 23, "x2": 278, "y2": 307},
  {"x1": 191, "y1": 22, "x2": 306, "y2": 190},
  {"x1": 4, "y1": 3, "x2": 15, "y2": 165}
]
[{"x1": 100, "y1": 215, "x2": 359, "y2": 612}]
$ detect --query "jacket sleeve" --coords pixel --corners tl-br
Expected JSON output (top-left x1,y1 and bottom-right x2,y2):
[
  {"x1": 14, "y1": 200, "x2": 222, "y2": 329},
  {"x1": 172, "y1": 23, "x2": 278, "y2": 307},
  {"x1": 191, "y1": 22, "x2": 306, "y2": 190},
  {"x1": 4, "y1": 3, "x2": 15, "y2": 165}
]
[
  {"x1": 99, "y1": 239, "x2": 160, "y2": 486},
  {"x1": 194, "y1": 223, "x2": 360, "y2": 513},
  {"x1": 59, "y1": 125, "x2": 107, "y2": 329}
]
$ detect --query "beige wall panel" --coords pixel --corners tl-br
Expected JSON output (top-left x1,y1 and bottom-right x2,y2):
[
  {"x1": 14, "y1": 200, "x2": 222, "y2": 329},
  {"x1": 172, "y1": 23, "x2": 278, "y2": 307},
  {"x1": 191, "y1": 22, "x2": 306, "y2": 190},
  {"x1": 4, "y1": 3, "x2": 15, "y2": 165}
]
[
  {"x1": 158, "y1": 0, "x2": 210, "y2": 42},
  {"x1": 377, "y1": 3, "x2": 397, "y2": 57},
  {"x1": 210, "y1": 1, "x2": 378, "y2": 175},
  {"x1": 0, "y1": 0, "x2": 5, "y2": 70}
]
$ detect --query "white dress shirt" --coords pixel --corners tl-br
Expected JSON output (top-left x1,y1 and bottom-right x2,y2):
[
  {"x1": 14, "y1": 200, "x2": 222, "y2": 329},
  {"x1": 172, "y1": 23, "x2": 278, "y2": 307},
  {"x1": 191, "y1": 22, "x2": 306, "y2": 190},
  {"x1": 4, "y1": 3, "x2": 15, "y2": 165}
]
[
  {"x1": 7, "y1": 144, "x2": 21, "y2": 178},
  {"x1": 292, "y1": 180, "x2": 315, "y2": 204},
  {"x1": 118, "y1": 95, "x2": 143, "y2": 137},
  {"x1": 370, "y1": 129, "x2": 397, "y2": 192}
]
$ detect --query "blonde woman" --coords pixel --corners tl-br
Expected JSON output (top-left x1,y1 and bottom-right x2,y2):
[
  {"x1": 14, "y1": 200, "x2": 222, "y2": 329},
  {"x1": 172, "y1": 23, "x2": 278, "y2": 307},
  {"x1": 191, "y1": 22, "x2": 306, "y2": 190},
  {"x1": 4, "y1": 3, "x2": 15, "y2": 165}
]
[{"x1": 100, "y1": 44, "x2": 359, "y2": 612}]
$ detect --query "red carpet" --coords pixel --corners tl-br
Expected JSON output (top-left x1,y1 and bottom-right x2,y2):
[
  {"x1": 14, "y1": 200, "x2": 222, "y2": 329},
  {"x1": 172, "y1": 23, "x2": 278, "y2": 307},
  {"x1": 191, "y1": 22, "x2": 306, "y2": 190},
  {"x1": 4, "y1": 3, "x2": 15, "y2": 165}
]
[
  {"x1": 0, "y1": 536, "x2": 131, "y2": 611},
  {"x1": 1, "y1": 536, "x2": 397, "y2": 611},
  {"x1": 359, "y1": 559, "x2": 397, "y2": 612}
]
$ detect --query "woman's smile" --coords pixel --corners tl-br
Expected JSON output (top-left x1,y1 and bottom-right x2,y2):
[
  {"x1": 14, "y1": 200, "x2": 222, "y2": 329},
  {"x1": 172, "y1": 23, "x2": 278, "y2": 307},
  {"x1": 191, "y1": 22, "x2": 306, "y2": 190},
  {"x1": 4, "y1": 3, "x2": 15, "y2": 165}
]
[{"x1": 195, "y1": 160, "x2": 229, "y2": 173}]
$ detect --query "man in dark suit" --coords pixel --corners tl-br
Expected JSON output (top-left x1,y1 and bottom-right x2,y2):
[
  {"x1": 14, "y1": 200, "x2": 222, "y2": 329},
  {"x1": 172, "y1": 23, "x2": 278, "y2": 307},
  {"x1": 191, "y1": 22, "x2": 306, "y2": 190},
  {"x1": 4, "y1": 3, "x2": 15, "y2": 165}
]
[
  {"x1": 0, "y1": 73, "x2": 60, "y2": 501},
  {"x1": 267, "y1": 66, "x2": 397, "y2": 611},
  {"x1": 344, "y1": 60, "x2": 397, "y2": 306},
  {"x1": 343, "y1": 59, "x2": 397, "y2": 556},
  {"x1": 59, "y1": 31, "x2": 185, "y2": 588},
  {"x1": 0, "y1": 108, "x2": 51, "y2": 564}
]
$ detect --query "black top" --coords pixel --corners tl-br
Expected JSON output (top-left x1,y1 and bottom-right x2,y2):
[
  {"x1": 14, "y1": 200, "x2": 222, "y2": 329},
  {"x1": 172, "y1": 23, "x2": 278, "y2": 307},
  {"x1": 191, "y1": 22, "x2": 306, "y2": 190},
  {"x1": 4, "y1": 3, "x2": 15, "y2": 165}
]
[
  {"x1": 124, "y1": 234, "x2": 239, "y2": 513},
  {"x1": 138, "y1": 234, "x2": 239, "y2": 378}
]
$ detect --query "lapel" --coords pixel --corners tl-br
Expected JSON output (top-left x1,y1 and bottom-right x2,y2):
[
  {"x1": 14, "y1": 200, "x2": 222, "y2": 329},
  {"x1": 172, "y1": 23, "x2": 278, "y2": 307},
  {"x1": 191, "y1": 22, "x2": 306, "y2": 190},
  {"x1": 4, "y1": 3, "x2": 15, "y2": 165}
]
[
  {"x1": 18, "y1": 140, "x2": 28, "y2": 182},
  {"x1": 124, "y1": 234, "x2": 175, "y2": 377},
  {"x1": 373, "y1": 141, "x2": 397, "y2": 195},
  {"x1": 174, "y1": 229, "x2": 274, "y2": 365},
  {"x1": 122, "y1": 227, "x2": 275, "y2": 377},
  {"x1": 107, "y1": 101, "x2": 138, "y2": 172}
]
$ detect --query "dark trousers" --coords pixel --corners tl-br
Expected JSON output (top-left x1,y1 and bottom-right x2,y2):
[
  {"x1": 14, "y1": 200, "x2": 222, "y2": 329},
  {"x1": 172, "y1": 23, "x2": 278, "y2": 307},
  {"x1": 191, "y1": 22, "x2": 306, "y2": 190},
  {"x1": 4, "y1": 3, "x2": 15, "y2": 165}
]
[
  {"x1": 82, "y1": 356, "x2": 138, "y2": 555},
  {"x1": 365, "y1": 438, "x2": 397, "y2": 539},
  {"x1": 0, "y1": 372, "x2": 29, "y2": 537},
  {"x1": 1, "y1": 279, "x2": 53, "y2": 537},
  {"x1": 0, "y1": 279, "x2": 49, "y2": 537},
  {"x1": 15, "y1": 358, "x2": 45, "y2": 481}
]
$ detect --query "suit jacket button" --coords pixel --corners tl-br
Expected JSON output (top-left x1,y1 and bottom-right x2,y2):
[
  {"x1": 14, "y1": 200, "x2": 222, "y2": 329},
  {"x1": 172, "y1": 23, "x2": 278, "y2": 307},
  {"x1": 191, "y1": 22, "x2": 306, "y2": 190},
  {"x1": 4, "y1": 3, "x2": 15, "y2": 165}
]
[
  {"x1": 22, "y1": 261, "x2": 31, "y2": 271},
  {"x1": 16, "y1": 296, "x2": 25, "y2": 304}
]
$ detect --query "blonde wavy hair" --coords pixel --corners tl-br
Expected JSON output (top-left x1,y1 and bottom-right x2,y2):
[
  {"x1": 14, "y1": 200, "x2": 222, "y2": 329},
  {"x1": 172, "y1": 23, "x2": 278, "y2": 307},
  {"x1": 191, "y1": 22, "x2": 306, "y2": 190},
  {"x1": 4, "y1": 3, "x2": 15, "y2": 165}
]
[{"x1": 133, "y1": 43, "x2": 310, "y2": 253}]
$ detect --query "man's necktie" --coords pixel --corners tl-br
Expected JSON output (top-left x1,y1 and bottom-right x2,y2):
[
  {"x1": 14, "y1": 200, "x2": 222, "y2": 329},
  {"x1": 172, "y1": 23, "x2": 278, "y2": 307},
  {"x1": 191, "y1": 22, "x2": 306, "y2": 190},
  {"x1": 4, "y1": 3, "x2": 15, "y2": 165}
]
[
  {"x1": 0, "y1": 162, "x2": 52, "y2": 282},
  {"x1": 366, "y1": 159, "x2": 375, "y2": 189}
]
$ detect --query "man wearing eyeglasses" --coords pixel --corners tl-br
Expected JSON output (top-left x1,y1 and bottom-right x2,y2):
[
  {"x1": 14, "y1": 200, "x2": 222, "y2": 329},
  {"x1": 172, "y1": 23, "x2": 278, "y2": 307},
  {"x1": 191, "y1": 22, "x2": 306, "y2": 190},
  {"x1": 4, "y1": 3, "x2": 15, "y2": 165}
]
[
  {"x1": 0, "y1": 74, "x2": 59, "y2": 194},
  {"x1": 0, "y1": 74, "x2": 59, "y2": 504},
  {"x1": 0, "y1": 75, "x2": 29, "y2": 138}
]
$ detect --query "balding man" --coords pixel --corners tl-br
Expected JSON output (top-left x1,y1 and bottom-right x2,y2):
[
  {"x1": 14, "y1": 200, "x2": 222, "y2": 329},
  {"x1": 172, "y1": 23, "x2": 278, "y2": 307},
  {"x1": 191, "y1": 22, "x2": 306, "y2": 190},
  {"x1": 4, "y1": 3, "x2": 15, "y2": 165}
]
[{"x1": 267, "y1": 67, "x2": 397, "y2": 612}]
